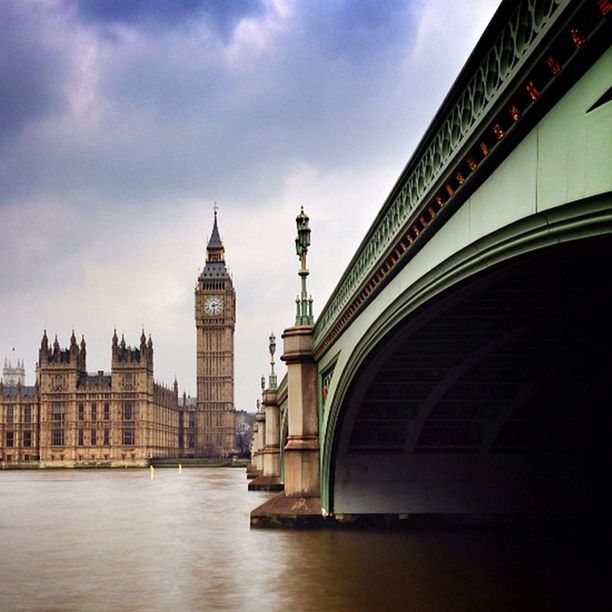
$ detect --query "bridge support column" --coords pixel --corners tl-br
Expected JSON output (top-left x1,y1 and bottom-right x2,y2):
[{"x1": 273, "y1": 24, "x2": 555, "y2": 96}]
[
  {"x1": 249, "y1": 388, "x2": 283, "y2": 491},
  {"x1": 282, "y1": 326, "x2": 319, "y2": 497},
  {"x1": 246, "y1": 411, "x2": 264, "y2": 480},
  {"x1": 246, "y1": 442, "x2": 257, "y2": 478},
  {"x1": 250, "y1": 326, "x2": 325, "y2": 527},
  {"x1": 255, "y1": 409, "x2": 265, "y2": 472},
  {"x1": 245, "y1": 422, "x2": 259, "y2": 479}
]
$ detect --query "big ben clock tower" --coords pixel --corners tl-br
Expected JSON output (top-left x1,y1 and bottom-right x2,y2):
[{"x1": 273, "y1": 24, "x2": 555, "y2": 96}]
[{"x1": 195, "y1": 210, "x2": 236, "y2": 457}]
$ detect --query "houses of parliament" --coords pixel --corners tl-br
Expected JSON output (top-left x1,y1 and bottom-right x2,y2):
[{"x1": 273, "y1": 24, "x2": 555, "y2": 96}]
[{"x1": 0, "y1": 213, "x2": 236, "y2": 467}]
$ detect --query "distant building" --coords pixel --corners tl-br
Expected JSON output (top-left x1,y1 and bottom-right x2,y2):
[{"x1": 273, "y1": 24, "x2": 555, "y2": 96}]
[
  {"x1": 235, "y1": 410, "x2": 254, "y2": 457},
  {"x1": 1, "y1": 212, "x2": 240, "y2": 465},
  {"x1": 0, "y1": 331, "x2": 182, "y2": 467},
  {"x1": 235, "y1": 410, "x2": 254, "y2": 434},
  {"x1": 0, "y1": 381, "x2": 37, "y2": 464},
  {"x1": 178, "y1": 393, "x2": 197, "y2": 456},
  {"x1": 2, "y1": 352, "x2": 25, "y2": 387}
]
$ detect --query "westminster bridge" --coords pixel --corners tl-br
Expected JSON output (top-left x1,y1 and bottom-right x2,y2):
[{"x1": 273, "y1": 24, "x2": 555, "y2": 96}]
[{"x1": 248, "y1": 0, "x2": 611, "y2": 527}]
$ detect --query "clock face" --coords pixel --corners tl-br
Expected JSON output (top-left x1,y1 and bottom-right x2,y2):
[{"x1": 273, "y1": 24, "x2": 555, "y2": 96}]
[{"x1": 204, "y1": 295, "x2": 224, "y2": 316}]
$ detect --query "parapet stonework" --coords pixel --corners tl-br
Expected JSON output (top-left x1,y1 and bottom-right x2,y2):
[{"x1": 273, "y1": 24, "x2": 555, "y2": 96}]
[{"x1": 0, "y1": 331, "x2": 187, "y2": 468}]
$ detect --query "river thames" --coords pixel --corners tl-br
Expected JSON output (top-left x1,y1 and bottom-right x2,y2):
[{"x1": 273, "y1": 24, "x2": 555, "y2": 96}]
[{"x1": 0, "y1": 468, "x2": 607, "y2": 611}]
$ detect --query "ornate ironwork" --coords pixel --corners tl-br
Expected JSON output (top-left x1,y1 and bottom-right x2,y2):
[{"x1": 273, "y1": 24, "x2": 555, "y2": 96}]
[{"x1": 313, "y1": 0, "x2": 605, "y2": 354}]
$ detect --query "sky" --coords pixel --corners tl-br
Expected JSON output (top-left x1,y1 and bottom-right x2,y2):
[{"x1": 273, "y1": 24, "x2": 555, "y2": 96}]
[{"x1": 0, "y1": 0, "x2": 501, "y2": 412}]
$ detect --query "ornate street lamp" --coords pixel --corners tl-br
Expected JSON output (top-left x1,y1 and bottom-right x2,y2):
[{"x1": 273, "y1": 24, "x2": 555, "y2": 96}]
[
  {"x1": 294, "y1": 206, "x2": 314, "y2": 325},
  {"x1": 268, "y1": 332, "x2": 277, "y2": 389}
]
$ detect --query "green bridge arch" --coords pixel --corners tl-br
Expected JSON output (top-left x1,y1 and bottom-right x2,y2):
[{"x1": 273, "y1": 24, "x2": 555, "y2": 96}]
[
  {"x1": 317, "y1": 44, "x2": 611, "y2": 515},
  {"x1": 320, "y1": 199, "x2": 611, "y2": 514},
  {"x1": 260, "y1": 1, "x2": 611, "y2": 523}
]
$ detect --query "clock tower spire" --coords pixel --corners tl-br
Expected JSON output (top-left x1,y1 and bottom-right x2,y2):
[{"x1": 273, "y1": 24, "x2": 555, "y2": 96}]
[
  {"x1": 206, "y1": 207, "x2": 225, "y2": 262},
  {"x1": 194, "y1": 208, "x2": 236, "y2": 457}
]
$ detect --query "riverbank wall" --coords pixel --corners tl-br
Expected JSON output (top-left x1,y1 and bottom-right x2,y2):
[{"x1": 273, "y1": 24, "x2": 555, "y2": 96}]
[{"x1": 0, "y1": 457, "x2": 250, "y2": 469}]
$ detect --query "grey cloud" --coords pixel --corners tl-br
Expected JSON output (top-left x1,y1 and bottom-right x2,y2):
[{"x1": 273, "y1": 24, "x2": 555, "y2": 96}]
[
  {"x1": 0, "y1": 0, "x2": 504, "y2": 409},
  {"x1": 73, "y1": 0, "x2": 266, "y2": 39},
  {"x1": 293, "y1": 0, "x2": 418, "y2": 62},
  {"x1": 0, "y1": 201, "x2": 117, "y2": 299},
  {"x1": 1, "y1": 0, "x2": 423, "y2": 209},
  {"x1": 0, "y1": 2, "x2": 72, "y2": 144}
]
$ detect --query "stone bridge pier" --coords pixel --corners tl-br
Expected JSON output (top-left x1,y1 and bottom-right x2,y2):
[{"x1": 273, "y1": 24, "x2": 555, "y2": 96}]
[{"x1": 251, "y1": 324, "x2": 325, "y2": 525}]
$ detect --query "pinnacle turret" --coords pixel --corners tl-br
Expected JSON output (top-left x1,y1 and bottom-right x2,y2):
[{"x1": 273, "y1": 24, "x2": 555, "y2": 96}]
[
  {"x1": 79, "y1": 335, "x2": 87, "y2": 370},
  {"x1": 207, "y1": 208, "x2": 223, "y2": 250},
  {"x1": 200, "y1": 208, "x2": 229, "y2": 280},
  {"x1": 1, "y1": 352, "x2": 26, "y2": 386}
]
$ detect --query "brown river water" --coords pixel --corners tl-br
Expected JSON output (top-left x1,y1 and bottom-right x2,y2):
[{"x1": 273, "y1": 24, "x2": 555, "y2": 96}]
[{"x1": 0, "y1": 468, "x2": 607, "y2": 611}]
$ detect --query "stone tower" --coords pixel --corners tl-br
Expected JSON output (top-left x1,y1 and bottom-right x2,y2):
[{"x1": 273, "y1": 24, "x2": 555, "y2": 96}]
[
  {"x1": 37, "y1": 330, "x2": 88, "y2": 460},
  {"x1": 2, "y1": 350, "x2": 26, "y2": 386},
  {"x1": 194, "y1": 210, "x2": 236, "y2": 456}
]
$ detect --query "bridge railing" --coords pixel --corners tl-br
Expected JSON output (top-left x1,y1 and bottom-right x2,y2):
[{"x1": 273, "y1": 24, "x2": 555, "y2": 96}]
[{"x1": 312, "y1": 0, "x2": 594, "y2": 356}]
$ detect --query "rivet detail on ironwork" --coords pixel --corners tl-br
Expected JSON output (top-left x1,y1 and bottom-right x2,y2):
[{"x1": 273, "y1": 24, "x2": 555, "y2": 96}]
[
  {"x1": 570, "y1": 27, "x2": 586, "y2": 48},
  {"x1": 493, "y1": 123, "x2": 505, "y2": 140},
  {"x1": 545, "y1": 54, "x2": 561, "y2": 76},
  {"x1": 508, "y1": 104, "x2": 522, "y2": 122},
  {"x1": 526, "y1": 80, "x2": 540, "y2": 101}
]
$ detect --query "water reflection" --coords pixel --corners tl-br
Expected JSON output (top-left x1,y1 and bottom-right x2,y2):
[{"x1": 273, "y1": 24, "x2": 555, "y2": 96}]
[{"x1": 0, "y1": 469, "x2": 606, "y2": 611}]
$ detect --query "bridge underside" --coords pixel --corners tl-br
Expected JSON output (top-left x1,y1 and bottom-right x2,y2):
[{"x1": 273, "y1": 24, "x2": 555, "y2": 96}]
[{"x1": 332, "y1": 234, "x2": 611, "y2": 517}]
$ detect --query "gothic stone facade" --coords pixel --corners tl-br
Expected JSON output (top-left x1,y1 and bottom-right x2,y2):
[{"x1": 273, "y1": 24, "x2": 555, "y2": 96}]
[{"x1": 0, "y1": 331, "x2": 182, "y2": 467}]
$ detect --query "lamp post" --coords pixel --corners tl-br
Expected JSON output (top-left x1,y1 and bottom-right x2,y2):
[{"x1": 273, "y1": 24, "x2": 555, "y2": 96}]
[
  {"x1": 295, "y1": 206, "x2": 314, "y2": 325},
  {"x1": 268, "y1": 332, "x2": 277, "y2": 389}
]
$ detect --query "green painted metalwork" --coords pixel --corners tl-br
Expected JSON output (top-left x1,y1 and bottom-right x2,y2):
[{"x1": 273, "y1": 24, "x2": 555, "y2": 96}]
[
  {"x1": 317, "y1": 30, "x2": 612, "y2": 510},
  {"x1": 269, "y1": 0, "x2": 611, "y2": 514},
  {"x1": 312, "y1": 0, "x2": 600, "y2": 353},
  {"x1": 320, "y1": 193, "x2": 612, "y2": 512}
]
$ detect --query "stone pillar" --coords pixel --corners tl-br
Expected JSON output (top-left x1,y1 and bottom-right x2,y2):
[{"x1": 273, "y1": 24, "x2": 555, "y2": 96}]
[
  {"x1": 262, "y1": 388, "x2": 280, "y2": 478},
  {"x1": 250, "y1": 324, "x2": 324, "y2": 525},
  {"x1": 248, "y1": 388, "x2": 283, "y2": 491},
  {"x1": 281, "y1": 325, "x2": 319, "y2": 498},
  {"x1": 246, "y1": 423, "x2": 259, "y2": 479},
  {"x1": 255, "y1": 409, "x2": 265, "y2": 473}
]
